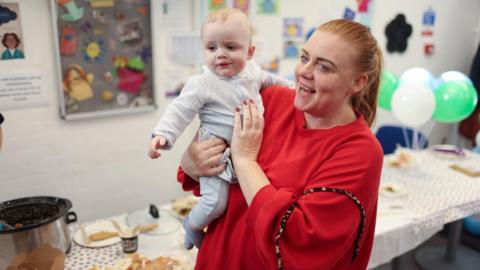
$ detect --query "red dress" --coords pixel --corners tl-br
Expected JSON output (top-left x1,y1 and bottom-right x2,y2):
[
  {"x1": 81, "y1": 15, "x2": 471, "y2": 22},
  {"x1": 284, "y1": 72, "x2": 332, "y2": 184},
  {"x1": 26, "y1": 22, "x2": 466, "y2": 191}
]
[{"x1": 178, "y1": 86, "x2": 383, "y2": 270}]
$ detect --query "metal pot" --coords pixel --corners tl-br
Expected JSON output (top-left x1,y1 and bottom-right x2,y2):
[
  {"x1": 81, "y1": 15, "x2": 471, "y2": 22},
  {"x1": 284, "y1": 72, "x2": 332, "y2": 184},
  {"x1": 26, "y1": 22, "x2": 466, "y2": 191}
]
[{"x1": 0, "y1": 196, "x2": 77, "y2": 269}]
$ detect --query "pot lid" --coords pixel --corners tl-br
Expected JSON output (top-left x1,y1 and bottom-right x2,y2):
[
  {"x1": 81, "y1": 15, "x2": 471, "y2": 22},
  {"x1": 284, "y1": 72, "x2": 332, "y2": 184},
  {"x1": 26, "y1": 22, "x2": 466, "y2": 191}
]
[{"x1": 125, "y1": 204, "x2": 180, "y2": 235}]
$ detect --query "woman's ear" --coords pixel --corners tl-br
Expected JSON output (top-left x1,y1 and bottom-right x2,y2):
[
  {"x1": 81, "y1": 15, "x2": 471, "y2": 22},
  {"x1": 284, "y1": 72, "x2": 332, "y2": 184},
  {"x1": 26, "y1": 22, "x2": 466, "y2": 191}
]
[
  {"x1": 247, "y1": 45, "x2": 256, "y2": 60},
  {"x1": 351, "y1": 72, "x2": 368, "y2": 95}
]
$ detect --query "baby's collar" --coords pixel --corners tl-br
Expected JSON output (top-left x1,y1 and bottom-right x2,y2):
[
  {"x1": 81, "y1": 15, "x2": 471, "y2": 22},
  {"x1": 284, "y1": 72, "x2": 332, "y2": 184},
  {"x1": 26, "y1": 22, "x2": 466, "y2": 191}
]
[{"x1": 202, "y1": 64, "x2": 250, "y2": 81}]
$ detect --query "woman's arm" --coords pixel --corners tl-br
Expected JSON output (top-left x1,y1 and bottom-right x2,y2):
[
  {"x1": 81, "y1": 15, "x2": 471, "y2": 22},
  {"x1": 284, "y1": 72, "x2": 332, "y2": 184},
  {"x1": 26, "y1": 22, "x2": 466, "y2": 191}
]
[
  {"x1": 245, "y1": 139, "x2": 384, "y2": 270},
  {"x1": 180, "y1": 132, "x2": 227, "y2": 181},
  {"x1": 231, "y1": 100, "x2": 270, "y2": 205}
]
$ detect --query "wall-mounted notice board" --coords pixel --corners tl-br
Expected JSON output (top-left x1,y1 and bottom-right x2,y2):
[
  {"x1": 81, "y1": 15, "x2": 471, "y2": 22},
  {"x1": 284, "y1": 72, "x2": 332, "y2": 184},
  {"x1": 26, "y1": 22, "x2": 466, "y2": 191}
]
[{"x1": 51, "y1": 0, "x2": 156, "y2": 120}]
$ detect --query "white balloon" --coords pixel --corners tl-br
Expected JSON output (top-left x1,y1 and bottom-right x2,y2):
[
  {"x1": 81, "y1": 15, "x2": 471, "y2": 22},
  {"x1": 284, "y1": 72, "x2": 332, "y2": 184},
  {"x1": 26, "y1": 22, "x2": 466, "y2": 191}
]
[
  {"x1": 438, "y1": 71, "x2": 473, "y2": 86},
  {"x1": 391, "y1": 84, "x2": 436, "y2": 127},
  {"x1": 399, "y1": 67, "x2": 436, "y2": 89}
]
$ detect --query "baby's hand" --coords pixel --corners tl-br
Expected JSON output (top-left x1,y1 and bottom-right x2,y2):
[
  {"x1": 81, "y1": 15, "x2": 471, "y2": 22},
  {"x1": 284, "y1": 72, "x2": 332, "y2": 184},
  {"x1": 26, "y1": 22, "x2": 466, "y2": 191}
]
[{"x1": 148, "y1": 136, "x2": 167, "y2": 159}]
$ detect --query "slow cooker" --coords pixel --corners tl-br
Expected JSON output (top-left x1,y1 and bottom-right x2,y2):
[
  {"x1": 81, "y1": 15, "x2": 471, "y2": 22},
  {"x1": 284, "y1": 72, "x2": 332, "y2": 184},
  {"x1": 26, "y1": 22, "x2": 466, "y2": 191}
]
[{"x1": 0, "y1": 196, "x2": 77, "y2": 269}]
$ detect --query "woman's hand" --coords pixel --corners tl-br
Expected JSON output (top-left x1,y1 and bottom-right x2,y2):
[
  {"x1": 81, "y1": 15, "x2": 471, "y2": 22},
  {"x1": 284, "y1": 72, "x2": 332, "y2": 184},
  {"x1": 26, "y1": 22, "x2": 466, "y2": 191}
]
[
  {"x1": 231, "y1": 99, "x2": 269, "y2": 205},
  {"x1": 231, "y1": 99, "x2": 264, "y2": 165},
  {"x1": 180, "y1": 132, "x2": 227, "y2": 180}
]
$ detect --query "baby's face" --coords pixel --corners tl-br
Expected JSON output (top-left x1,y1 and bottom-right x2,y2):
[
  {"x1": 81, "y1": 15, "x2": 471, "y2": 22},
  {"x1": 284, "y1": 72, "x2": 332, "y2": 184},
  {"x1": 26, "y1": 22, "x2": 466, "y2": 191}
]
[{"x1": 202, "y1": 16, "x2": 254, "y2": 78}]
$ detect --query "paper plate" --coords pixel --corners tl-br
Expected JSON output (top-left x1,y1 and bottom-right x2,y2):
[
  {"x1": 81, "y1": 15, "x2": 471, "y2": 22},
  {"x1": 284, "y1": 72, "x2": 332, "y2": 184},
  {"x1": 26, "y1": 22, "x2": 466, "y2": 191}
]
[
  {"x1": 380, "y1": 183, "x2": 408, "y2": 198},
  {"x1": 73, "y1": 220, "x2": 120, "y2": 248},
  {"x1": 125, "y1": 207, "x2": 181, "y2": 235}
]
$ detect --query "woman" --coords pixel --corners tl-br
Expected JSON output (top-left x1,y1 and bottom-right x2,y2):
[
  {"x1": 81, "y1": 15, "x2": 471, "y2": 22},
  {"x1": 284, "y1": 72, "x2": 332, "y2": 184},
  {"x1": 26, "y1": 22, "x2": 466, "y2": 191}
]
[
  {"x1": 178, "y1": 19, "x2": 383, "y2": 270},
  {"x1": 1, "y1": 33, "x2": 24, "y2": 60}
]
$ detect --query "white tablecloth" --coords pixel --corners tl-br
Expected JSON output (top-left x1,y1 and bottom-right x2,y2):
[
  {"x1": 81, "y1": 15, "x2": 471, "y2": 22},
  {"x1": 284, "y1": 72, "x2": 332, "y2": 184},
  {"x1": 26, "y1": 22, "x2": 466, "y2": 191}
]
[
  {"x1": 66, "y1": 210, "x2": 197, "y2": 270},
  {"x1": 368, "y1": 150, "x2": 480, "y2": 268}
]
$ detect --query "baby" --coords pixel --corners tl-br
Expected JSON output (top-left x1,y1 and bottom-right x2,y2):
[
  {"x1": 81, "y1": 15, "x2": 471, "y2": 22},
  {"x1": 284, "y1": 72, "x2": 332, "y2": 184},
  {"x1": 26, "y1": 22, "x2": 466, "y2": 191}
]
[{"x1": 148, "y1": 8, "x2": 293, "y2": 250}]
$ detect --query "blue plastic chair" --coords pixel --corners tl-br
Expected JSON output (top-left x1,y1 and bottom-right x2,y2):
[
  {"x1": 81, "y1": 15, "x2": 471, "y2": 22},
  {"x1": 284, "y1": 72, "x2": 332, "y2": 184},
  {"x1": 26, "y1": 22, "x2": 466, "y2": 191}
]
[{"x1": 375, "y1": 125, "x2": 429, "y2": 155}]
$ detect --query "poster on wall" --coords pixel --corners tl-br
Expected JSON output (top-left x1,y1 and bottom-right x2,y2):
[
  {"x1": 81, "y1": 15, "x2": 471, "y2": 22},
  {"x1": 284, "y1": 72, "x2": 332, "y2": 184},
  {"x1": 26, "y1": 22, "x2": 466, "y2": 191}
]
[
  {"x1": 282, "y1": 17, "x2": 303, "y2": 59},
  {"x1": 0, "y1": 69, "x2": 49, "y2": 110},
  {"x1": 208, "y1": 0, "x2": 227, "y2": 12},
  {"x1": 51, "y1": 0, "x2": 156, "y2": 120},
  {"x1": 233, "y1": 0, "x2": 249, "y2": 14},
  {"x1": 257, "y1": 0, "x2": 278, "y2": 15},
  {"x1": 0, "y1": 2, "x2": 25, "y2": 61}
]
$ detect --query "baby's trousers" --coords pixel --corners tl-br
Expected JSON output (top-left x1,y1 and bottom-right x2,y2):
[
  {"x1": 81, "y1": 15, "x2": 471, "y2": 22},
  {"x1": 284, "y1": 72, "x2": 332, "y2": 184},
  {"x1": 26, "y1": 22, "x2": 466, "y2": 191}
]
[{"x1": 188, "y1": 127, "x2": 235, "y2": 229}]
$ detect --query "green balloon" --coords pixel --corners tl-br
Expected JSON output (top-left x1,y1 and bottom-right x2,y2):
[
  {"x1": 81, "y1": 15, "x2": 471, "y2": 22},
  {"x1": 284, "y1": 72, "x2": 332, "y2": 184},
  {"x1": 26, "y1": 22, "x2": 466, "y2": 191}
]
[
  {"x1": 378, "y1": 71, "x2": 399, "y2": 111},
  {"x1": 433, "y1": 81, "x2": 478, "y2": 123}
]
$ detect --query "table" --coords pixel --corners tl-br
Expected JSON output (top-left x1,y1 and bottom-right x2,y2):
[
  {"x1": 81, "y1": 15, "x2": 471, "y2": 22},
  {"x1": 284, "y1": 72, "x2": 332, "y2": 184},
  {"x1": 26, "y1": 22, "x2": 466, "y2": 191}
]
[
  {"x1": 368, "y1": 149, "x2": 480, "y2": 269},
  {"x1": 66, "y1": 150, "x2": 480, "y2": 270},
  {"x1": 65, "y1": 209, "x2": 197, "y2": 270}
]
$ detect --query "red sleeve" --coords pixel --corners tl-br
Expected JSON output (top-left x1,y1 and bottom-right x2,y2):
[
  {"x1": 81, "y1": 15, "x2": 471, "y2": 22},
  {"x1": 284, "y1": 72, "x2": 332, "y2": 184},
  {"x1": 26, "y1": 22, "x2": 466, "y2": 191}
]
[
  {"x1": 176, "y1": 167, "x2": 201, "y2": 196},
  {"x1": 246, "y1": 141, "x2": 382, "y2": 270}
]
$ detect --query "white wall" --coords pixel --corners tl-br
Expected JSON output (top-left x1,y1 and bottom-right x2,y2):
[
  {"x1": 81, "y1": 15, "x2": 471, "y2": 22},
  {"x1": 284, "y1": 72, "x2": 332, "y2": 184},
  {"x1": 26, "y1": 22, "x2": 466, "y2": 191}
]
[
  {"x1": 0, "y1": 0, "x2": 197, "y2": 222},
  {"x1": 251, "y1": 0, "x2": 480, "y2": 144},
  {"x1": 371, "y1": 0, "x2": 480, "y2": 145},
  {"x1": 1, "y1": 0, "x2": 480, "y2": 222}
]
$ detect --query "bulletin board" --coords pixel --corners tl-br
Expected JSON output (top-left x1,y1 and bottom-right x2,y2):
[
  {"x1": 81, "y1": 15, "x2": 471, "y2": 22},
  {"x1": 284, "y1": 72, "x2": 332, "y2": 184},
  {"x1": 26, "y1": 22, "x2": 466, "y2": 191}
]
[{"x1": 50, "y1": 0, "x2": 156, "y2": 120}]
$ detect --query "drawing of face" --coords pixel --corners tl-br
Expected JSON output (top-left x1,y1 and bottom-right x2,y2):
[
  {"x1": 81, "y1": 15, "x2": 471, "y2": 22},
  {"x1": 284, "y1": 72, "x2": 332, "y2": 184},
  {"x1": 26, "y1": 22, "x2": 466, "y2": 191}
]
[
  {"x1": 5, "y1": 34, "x2": 18, "y2": 49},
  {"x1": 68, "y1": 69, "x2": 83, "y2": 85}
]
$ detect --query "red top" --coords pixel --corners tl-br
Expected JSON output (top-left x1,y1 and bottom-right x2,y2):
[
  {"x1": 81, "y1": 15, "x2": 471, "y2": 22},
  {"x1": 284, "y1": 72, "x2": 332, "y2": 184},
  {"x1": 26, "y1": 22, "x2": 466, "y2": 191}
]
[{"x1": 178, "y1": 86, "x2": 383, "y2": 270}]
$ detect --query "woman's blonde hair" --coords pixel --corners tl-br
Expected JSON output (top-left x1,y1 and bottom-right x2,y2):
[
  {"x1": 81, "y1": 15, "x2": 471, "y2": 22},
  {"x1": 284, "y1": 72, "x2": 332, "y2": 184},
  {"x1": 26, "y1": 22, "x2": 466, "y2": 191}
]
[{"x1": 318, "y1": 19, "x2": 383, "y2": 127}]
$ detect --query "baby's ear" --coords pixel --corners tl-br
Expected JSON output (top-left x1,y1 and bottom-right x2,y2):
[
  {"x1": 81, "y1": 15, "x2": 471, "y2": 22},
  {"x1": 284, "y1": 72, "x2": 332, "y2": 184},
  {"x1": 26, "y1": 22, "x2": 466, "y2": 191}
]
[{"x1": 247, "y1": 45, "x2": 256, "y2": 60}]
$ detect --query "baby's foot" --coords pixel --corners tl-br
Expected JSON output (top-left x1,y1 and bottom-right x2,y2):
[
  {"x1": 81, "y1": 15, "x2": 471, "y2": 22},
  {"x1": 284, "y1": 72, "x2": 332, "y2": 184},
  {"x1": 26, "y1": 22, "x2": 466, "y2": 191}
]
[{"x1": 183, "y1": 216, "x2": 205, "y2": 250}]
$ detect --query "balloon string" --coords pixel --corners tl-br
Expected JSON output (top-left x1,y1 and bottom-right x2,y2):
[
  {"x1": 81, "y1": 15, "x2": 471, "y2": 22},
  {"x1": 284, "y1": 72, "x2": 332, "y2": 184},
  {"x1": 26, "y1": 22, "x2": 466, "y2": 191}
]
[
  {"x1": 402, "y1": 126, "x2": 411, "y2": 149},
  {"x1": 418, "y1": 121, "x2": 435, "y2": 149},
  {"x1": 412, "y1": 129, "x2": 419, "y2": 150}
]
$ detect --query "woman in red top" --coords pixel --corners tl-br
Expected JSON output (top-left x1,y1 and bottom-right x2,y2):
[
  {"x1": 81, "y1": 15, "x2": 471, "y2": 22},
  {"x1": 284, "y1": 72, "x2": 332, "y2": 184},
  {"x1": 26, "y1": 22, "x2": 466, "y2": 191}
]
[{"x1": 178, "y1": 19, "x2": 384, "y2": 270}]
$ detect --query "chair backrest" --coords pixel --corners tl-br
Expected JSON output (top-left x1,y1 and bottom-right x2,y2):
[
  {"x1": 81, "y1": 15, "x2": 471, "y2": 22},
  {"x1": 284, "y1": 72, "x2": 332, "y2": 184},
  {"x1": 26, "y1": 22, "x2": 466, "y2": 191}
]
[{"x1": 375, "y1": 125, "x2": 429, "y2": 155}]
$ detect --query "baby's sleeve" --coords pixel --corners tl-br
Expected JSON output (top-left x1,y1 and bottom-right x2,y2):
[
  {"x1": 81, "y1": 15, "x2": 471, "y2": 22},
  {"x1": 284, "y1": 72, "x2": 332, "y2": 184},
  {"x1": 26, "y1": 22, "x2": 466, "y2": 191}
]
[
  {"x1": 152, "y1": 77, "x2": 207, "y2": 148},
  {"x1": 258, "y1": 69, "x2": 295, "y2": 89}
]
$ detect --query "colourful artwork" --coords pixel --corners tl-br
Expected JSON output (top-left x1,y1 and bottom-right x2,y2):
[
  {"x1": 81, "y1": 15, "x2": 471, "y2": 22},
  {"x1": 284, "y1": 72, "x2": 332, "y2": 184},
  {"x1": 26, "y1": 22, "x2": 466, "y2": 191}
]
[
  {"x1": 0, "y1": 3, "x2": 26, "y2": 60},
  {"x1": 58, "y1": 0, "x2": 84, "y2": 22},
  {"x1": 90, "y1": 0, "x2": 115, "y2": 8},
  {"x1": 284, "y1": 41, "x2": 299, "y2": 58},
  {"x1": 343, "y1": 7, "x2": 355, "y2": 20},
  {"x1": 356, "y1": 0, "x2": 370, "y2": 12},
  {"x1": 118, "y1": 19, "x2": 142, "y2": 44},
  {"x1": 355, "y1": 0, "x2": 374, "y2": 27},
  {"x1": 257, "y1": 0, "x2": 278, "y2": 15},
  {"x1": 209, "y1": 0, "x2": 226, "y2": 12},
  {"x1": 233, "y1": 0, "x2": 249, "y2": 14},
  {"x1": 63, "y1": 65, "x2": 94, "y2": 102},
  {"x1": 283, "y1": 18, "x2": 303, "y2": 38},
  {"x1": 83, "y1": 37, "x2": 105, "y2": 62},
  {"x1": 60, "y1": 25, "x2": 77, "y2": 56},
  {"x1": 422, "y1": 7, "x2": 435, "y2": 26},
  {"x1": 54, "y1": 0, "x2": 155, "y2": 119}
]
